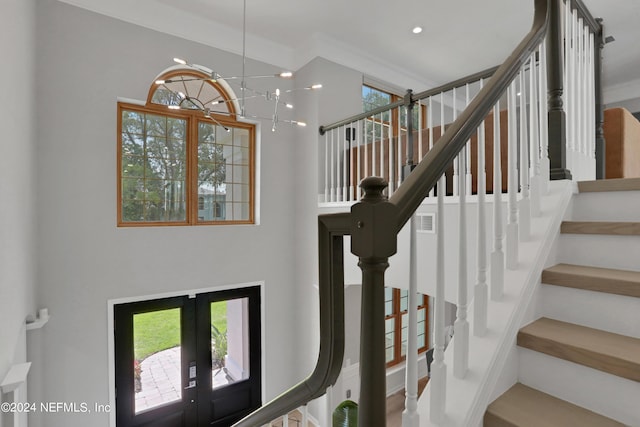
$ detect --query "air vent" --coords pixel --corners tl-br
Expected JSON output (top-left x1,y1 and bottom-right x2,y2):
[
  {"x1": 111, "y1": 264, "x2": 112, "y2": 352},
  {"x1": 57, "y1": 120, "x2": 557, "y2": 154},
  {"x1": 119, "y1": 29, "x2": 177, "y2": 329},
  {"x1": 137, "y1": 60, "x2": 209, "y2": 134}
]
[{"x1": 416, "y1": 213, "x2": 436, "y2": 233}]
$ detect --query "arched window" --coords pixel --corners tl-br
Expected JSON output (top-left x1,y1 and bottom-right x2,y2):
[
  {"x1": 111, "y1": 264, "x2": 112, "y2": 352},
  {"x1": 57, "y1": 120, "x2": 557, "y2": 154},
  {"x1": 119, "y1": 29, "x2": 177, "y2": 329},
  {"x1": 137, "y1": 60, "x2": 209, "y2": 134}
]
[{"x1": 118, "y1": 68, "x2": 255, "y2": 226}]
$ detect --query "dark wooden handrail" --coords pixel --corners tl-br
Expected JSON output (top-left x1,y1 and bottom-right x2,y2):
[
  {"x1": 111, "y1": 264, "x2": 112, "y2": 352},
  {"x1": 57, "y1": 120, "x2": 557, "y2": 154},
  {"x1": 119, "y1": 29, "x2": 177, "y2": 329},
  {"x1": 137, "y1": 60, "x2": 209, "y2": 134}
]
[{"x1": 319, "y1": 66, "x2": 498, "y2": 135}]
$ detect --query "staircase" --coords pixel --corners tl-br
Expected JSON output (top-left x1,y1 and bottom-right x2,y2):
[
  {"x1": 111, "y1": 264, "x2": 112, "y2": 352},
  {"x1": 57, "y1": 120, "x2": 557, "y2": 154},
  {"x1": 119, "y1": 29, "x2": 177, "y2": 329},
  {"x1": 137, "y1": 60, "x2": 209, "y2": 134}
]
[{"x1": 485, "y1": 178, "x2": 640, "y2": 426}]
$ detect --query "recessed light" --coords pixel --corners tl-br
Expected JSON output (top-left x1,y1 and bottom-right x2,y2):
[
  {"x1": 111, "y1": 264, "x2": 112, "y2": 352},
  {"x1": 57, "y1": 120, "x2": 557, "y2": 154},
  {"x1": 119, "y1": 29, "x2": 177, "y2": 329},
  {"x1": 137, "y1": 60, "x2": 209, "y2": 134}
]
[{"x1": 412, "y1": 26, "x2": 423, "y2": 34}]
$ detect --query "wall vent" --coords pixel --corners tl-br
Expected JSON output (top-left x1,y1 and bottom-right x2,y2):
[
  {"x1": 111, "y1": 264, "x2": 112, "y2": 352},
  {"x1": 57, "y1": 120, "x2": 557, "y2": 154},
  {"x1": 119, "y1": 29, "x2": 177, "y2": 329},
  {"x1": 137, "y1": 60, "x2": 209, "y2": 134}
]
[{"x1": 416, "y1": 213, "x2": 436, "y2": 233}]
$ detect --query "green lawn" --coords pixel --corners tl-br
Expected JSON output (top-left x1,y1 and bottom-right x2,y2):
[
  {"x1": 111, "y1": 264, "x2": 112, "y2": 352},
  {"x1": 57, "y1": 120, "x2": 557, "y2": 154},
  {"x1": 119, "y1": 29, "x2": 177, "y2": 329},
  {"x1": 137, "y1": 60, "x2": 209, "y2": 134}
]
[
  {"x1": 133, "y1": 302, "x2": 228, "y2": 361},
  {"x1": 210, "y1": 301, "x2": 227, "y2": 333}
]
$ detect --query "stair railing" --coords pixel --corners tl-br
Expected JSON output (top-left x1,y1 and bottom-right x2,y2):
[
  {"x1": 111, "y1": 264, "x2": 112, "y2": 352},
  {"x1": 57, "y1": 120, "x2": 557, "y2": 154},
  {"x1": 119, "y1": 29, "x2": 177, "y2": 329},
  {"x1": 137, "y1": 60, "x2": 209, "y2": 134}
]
[{"x1": 233, "y1": 0, "x2": 603, "y2": 426}]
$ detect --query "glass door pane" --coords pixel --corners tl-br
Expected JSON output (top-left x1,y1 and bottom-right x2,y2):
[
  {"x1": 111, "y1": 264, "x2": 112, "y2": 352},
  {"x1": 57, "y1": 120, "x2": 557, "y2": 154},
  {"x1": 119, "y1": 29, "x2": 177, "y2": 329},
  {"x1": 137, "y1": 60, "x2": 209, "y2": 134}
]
[
  {"x1": 133, "y1": 308, "x2": 182, "y2": 413},
  {"x1": 196, "y1": 286, "x2": 261, "y2": 427},
  {"x1": 210, "y1": 298, "x2": 250, "y2": 390},
  {"x1": 114, "y1": 295, "x2": 196, "y2": 427}
]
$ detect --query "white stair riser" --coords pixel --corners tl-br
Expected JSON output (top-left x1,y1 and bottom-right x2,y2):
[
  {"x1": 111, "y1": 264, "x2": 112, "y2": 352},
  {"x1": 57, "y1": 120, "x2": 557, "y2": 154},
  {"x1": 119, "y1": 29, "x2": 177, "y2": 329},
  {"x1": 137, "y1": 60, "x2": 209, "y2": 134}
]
[
  {"x1": 558, "y1": 234, "x2": 640, "y2": 272},
  {"x1": 518, "y1": 347, "x2": 640, "y2": 426},
  {"x1": 538, "y1": 284, "x2": 640, "y2": 339},
  {"x1": 569, "y1": 191, "x2": 640, "y2": 222}
]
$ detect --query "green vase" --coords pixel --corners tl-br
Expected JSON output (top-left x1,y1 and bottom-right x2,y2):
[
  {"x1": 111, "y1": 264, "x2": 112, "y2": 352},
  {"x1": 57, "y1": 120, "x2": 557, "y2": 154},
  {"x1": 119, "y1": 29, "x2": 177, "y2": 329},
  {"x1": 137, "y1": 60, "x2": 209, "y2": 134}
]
[{"x1": 332, "y1": 400, "x2": 358, "y2": 427}]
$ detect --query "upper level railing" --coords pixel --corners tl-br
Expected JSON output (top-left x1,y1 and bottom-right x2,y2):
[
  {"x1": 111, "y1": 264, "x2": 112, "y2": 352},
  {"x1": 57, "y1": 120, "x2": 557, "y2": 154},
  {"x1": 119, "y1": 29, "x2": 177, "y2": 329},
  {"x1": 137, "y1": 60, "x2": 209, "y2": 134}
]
[
  {"x1": 318, "y1": 67, "x2": 497, "y2": 204},
  {"x1": 233, "y1": 0, "x2": 602, "y2": 426}
]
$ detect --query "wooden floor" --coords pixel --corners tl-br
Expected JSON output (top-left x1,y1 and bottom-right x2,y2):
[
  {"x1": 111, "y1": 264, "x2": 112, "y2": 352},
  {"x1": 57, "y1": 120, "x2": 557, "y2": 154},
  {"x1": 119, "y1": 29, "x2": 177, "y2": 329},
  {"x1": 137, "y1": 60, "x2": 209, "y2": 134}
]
[{"x1": 386, "y1": 376, "x2": 429, "y2": 427}]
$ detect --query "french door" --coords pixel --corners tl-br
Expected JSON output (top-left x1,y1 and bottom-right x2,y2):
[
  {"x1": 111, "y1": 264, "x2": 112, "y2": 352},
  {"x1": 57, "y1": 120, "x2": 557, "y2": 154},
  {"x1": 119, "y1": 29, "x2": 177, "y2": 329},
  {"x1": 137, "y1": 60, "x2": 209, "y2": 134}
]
[{"x1": 114, "y1": 286, "x2": 261, "y2": 427}]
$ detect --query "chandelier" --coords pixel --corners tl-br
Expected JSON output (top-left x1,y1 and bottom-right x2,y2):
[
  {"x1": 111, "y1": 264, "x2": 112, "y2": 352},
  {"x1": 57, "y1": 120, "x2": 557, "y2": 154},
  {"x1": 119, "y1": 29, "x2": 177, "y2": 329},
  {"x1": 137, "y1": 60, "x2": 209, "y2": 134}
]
[{"x1": 154, "y1": 0, "x2": 322, "y2": 132}]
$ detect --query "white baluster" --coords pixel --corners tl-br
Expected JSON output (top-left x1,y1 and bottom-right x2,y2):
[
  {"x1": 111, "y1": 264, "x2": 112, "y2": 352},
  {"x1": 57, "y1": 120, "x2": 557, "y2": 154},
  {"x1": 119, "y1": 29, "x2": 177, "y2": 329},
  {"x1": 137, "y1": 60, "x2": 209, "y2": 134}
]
[
  {"x1": 380, "y1": 112, "x2": 385, "y2": 183},
  {"x1": 301, "y1": 405, "x2": 308, "y2": 427},
  {"x1": 589, "y1": 32, "x2": 596, "y2": 168},
  {"x1": 529, "y1": 53, "x2": 542, "y2": 217},
  {"x1": 282, "y1": 412, "x2": 289, "y2": 427},
  {"x1": 330, "y1": 128, "x2": 336, "y2": 202},
  {"x1": 569, "y1": 9, "x2": 578, "y2": 171},
  {"x1": 364, "y1": 119, "x2": 370, "y2": 184},
  {"x1": 418, "y1": 99, "x2": 424, "y2": 161},
  {"x1": 343, "y1": 126, "x2": 348, "y2": 202},
  {"x1": 575, "y1": 16, "x2": 583, "y2": 177},
  {"x1": 324, "y1": 132, "x2": 329, "y2": 203},
  {"x1": 403, "y1": 214, "x2": 419, "y2": 427},
  {"x1": 519, "y1": 69, "x2": 531, "y2": 242},
  {"x1": 454, "y1": 148, "x2": 469, "y2": 379},
  {"x1": 357, "y1": 120, "x2": 363, "y2": 199},
  {"x1": 578, "y1": 18, "x2": 586, "y2": 164},
  {"x1": 428, "y1": 96, "x2": 435, "y2": 198},
  {"x1": 562, "y1": 0, "x2": 569, "y2": 126},
  {"x1": 586, "y1": 31, "x2": 596, "y2": 179},
  {"x1": 507, "y1": 82, "x2": 519, "y2": 270},
  {"x1": 372, "y1": 116, "x2": 377, "y2": 178},
  {"x1": 539, "y1": 39, "x2": 550, "y2": 193},
  {"x1": 440, "y1": 92, "x2": 448, "y2": 196},
  {"x1": 430, "y1": 173, "x2": 447, "y2": 423},
  {"x1": 336, "y1": 128, "x2": 341, "y2": 202},
  {"x1": 491, "y1": 102, "x2": 504, "y2": 301},
  {"x1": 397, "y1": 106, "x2": 403, "y2": 189},
  {"x1": 474, "y1": 113, "x2": 488, "y2": 337},
  {"x1": 466, "y1": 83, "x2": 473, "y2": 195},
  {"x1": 352, "y1": 121, "x2": 359, "y2": 201},
  {"x1": 389, "y1": 111, "x2": 395, "y2": 195},
  {"x1": 452, "y1": 87, "x2": 459, "y2": 196},
  {"x1": 358, "y1": 119, "x2": 374, "y2": 182}
]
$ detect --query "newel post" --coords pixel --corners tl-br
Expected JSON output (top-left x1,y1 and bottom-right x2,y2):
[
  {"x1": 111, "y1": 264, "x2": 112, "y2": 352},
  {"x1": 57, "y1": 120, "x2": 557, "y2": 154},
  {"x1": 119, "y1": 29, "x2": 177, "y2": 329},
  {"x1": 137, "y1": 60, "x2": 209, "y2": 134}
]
[
  {"x1": 351, "y1": 176, "x2": 398, "y2": 427},
  {"x1": 546, "y1": 0, "x2": 572, "y2": 180}
]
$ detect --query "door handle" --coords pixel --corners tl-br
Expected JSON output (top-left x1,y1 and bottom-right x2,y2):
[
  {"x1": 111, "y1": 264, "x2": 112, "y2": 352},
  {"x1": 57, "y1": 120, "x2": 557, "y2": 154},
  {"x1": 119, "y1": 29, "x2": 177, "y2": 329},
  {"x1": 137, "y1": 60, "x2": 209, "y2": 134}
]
[{"x1": 184, "y1": 380, "x2": 196, "y2": 390}]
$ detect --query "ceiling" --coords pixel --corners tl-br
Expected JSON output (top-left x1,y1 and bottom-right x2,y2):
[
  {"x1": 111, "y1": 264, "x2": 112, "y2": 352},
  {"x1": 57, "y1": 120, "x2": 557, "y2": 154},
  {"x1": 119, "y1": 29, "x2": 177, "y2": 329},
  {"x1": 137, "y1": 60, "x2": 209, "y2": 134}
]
[{"x1": 59, "y1": 0, "x2": 640, "y2": 103}]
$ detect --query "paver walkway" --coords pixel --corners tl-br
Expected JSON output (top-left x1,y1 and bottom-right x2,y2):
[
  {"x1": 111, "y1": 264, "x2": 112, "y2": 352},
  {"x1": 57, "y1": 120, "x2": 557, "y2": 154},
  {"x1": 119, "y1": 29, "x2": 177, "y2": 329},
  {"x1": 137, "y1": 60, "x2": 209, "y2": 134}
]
[
  {"x1": 134, "y1": 346, "x2": 233, "y2": 413},
  {"x1": 135, "y1": 347, "x2": 181, "y2": 412}
]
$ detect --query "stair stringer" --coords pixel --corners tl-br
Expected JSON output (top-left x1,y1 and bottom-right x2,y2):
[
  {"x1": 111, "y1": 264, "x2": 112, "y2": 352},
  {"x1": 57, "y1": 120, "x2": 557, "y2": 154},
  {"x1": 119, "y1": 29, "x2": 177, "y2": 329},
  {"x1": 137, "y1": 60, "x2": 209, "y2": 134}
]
[{"x1": 416, "y1": 180, "x2": 575, "y2": 427}]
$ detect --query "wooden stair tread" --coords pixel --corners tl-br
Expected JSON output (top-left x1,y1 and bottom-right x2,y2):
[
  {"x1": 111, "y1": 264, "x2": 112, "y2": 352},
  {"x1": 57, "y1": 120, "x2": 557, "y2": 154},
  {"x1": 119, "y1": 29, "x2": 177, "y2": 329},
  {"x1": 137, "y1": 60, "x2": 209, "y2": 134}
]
[
  {"x1": 517, "y1": 317, "x2": 640, "y2": 382},
  {"x1": 561, "y1": 221, "x2": 640, "y2": 235},
  {"x1": 484, "y1": 383, "x2": 625, "y2": 427},
  {"x1": 578, "y1": 177, "x2": 640, "y2": 193},
  {"x1": 542, "y1": 263, "x2": 640, "y2": 298}
]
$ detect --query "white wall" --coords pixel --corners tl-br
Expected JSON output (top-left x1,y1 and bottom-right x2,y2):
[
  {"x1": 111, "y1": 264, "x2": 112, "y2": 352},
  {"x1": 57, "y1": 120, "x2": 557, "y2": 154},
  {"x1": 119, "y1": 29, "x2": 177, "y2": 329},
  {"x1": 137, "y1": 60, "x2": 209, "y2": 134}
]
[
  {"x1": 30, "y1": 1, "x2": 301, "y2": 426},
  {"x1": 0, "y1": 0, "x2": 37, "y2": 426}
]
